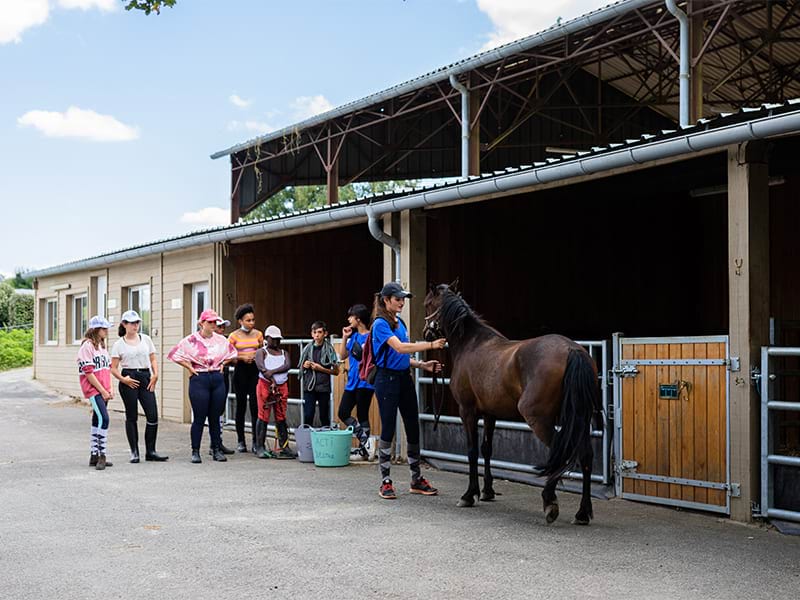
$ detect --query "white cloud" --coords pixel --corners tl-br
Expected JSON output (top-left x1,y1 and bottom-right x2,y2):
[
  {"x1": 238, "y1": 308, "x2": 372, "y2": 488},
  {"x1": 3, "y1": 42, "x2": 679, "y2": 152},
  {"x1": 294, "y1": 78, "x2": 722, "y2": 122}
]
[
  {"x1": 291, "y1": 95, "x2": 334, "y2": 121},
  {"x1": 57, "y1": 0, "x2": 117, "y2": 11},
  {"x1": 180, "y1": 207, "x2": 230, "y2": 228},
  {"x1": 227, "y1": 120, "x2": 274, "y2": 134},
  {"x1": 17, "y1": 106, "x2": 139, "y2": 142},
  {"x1": 0, "y1": 0, "x2": 49, "y2": 44},
  {"x1": 229, "y1": 94, "x2": 252, "y2": 109},
  {"x1": 476, "y1": 0, "x2": 610, "y2": 50}
]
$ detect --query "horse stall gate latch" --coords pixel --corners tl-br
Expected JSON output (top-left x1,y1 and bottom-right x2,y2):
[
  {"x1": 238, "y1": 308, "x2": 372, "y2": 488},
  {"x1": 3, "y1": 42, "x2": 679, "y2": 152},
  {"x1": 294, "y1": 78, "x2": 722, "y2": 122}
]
[
  {"x1": 616, "y1": 460, "x2": 639, "y2": 474},
  {"x1": 611, "y1": 365, "x2": 639, "y2": 378}
]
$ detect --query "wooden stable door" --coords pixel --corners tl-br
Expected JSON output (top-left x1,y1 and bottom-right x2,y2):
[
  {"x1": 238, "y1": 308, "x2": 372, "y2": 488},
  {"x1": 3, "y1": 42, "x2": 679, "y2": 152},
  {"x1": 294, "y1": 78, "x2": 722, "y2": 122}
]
[{"x1": 616, "y1": 336, "x2": 730, "y2": 514}]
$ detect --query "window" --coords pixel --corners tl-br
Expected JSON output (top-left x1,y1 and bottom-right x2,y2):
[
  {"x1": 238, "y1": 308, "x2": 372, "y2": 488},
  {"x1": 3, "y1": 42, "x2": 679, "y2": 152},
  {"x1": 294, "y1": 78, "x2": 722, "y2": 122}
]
[
  {"x1": 72, "y1": 294, "x2": 88, "y2": 343},
  {"x1": 127, "y1": 284, "x2": 151, "y2": 335},
  {"x1": 43, "y1": 299, "x2": 58, "y2": 344},
  {"x1": 191, "y1": 282, "x2": 209, "y2": 322},
  {"x1": 95, "y1": 275, "x2": 107, "y2": 318}
]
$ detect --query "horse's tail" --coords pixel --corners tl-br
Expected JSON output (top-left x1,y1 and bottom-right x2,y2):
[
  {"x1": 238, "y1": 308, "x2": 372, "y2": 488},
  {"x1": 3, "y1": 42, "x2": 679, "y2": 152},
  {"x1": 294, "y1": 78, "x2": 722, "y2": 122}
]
[{"x1": 540, "y1": 348, "x2": 600, "y2": 479}]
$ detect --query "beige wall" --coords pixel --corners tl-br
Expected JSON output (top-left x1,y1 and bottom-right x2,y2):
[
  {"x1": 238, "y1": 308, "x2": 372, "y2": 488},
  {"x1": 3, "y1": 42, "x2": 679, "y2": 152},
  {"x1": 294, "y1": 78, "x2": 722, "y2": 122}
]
[{"x1": 34, "y1": 244, "x2": 216, "y2": 423}]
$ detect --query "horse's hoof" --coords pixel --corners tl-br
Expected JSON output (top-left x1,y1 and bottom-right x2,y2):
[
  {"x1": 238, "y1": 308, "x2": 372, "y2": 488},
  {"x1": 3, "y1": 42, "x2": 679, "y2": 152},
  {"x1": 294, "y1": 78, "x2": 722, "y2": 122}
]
[
  {"x1": 544, "y1": 504, "x2": 559, "y2": 524},
  {"x1": 572, "y1": 516, "x2": 591, "y2": 526},
  {"x1": 480, "y1": 491, "x2": 496, "y2": 502},
  {"x1": 457, "y1": 497, "x2": 476, "y2": 508}
]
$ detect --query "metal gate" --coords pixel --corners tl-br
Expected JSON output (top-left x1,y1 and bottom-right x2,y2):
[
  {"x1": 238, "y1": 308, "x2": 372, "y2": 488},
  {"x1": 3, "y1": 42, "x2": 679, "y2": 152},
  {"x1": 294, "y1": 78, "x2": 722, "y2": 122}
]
[
  {"x1": 757, "y1": 346, "x2": 800, "y2": 523},
  {"x1": 613, "y1": 334, "x2": 732, "y2": 514}
]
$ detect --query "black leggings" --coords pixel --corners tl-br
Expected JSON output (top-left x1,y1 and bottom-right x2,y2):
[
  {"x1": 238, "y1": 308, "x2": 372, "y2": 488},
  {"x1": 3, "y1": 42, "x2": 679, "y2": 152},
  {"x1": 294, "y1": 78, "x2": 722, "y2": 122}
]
[
  {"x1": 188, "y1": 372, "x2": 226, "y2": 450},
  {"x1": 338, "y1": 388, "x2": 373, "y2": 426},
  {"x1": 374, "y1": 369, "x2": 419, "y2": 445},
  {"x1": 118, "y1": 369, "x2": 158, "y2": 424},
  {"x1": 233, "y1": 361, "x2": 259, "y2": 443}
]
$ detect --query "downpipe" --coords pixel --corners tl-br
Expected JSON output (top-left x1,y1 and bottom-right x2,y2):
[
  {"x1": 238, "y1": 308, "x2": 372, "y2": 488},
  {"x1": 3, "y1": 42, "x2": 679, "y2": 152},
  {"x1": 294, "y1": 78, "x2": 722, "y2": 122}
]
[
  {"x1": 366, "y1": 203, "x2": 401, "y2": 282},
  {"x1": 666, "y1": 0, "x2": 690, "y2": 127},
  {"x1": 449, "y1": 74, "x2": 470, "y2": 178}
]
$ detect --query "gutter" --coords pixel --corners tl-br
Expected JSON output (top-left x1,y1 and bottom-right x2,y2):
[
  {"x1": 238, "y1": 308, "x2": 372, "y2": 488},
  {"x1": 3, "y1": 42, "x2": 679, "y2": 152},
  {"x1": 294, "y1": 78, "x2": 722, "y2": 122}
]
[
  {"x1": 366, "y1": 204, "x2": 401, "y2": 283},
  {"x1": 449, "y1": 74, "x2": 470, "y2": 178},
  {"x1": 32, "y1": 104, "x2": 800, "y2": 279},
  {"x1": 210, "y1": 0, "x2": 660, "y2": 159}
]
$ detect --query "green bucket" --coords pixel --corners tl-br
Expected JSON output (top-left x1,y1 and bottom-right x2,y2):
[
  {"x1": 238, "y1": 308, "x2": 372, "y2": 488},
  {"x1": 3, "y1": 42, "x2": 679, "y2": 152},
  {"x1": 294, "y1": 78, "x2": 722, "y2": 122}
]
[{"x1": 310, "y1": 426, "x2": 353, "y2": 467}]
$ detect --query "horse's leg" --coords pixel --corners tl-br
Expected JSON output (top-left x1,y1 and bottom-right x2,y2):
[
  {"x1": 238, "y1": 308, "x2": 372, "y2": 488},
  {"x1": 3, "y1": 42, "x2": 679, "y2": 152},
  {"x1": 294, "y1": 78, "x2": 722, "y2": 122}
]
[
  {"x1": 573, "y1": 443, "x2": 594, "y2": 525},
  {"x1": 480, "y1": 416, "x2": 497, "y2": 501},
  {"x1": 457, "y1": 409, "x2": 480, "y2": 508},
  {"x1": 542, "y1": 476, "x2": 560, "y2": 524}
]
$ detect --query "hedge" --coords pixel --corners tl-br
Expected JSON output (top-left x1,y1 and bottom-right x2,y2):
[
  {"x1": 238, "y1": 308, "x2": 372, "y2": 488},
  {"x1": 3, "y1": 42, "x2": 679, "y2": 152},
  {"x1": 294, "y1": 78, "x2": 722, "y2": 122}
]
[{"x1": 0, "y1": 328, "x2": 33, "y2": 371}]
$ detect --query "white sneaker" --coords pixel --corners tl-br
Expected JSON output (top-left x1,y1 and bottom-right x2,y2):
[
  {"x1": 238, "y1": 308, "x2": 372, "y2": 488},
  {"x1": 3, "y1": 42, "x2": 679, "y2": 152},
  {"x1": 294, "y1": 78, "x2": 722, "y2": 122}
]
[{"x1": 364, "y1": 436, "x2": 377, "y2": 461}]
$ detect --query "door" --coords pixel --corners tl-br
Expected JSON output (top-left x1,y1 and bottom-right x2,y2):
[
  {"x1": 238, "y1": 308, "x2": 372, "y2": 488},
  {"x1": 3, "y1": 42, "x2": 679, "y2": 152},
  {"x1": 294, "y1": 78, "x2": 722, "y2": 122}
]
[{"x1": 613, "y1": 335, "x2": 731, "y2": 514}]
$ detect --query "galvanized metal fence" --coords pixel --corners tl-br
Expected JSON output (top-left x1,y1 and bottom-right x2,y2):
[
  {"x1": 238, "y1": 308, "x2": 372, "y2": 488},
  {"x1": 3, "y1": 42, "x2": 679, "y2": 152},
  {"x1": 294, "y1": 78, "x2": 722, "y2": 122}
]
[
  {"x1": 759, "y1": 346, "x2": 800, "y2": 523},
  {"x1": 415, "y1": 340, "x2": 611, "y2": 484},
  {"x1": 225, "y1": 338, "x2": 336, "y2": 435}
]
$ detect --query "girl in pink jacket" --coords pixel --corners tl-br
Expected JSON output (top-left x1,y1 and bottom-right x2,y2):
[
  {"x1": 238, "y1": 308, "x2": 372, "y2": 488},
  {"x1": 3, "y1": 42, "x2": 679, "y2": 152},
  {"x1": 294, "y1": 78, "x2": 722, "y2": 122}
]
[{"x1": 77, "y1": 316, "x2": 114, "y2": 470}]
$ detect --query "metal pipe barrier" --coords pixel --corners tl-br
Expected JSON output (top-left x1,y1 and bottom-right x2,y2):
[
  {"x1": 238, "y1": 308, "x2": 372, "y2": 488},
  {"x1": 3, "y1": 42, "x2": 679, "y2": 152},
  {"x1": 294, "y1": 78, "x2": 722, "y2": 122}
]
[
  {"x1": 759, "y1": 346, "x2": 800, "y2": 523},
  {"x1": 225, "y1": 337, "x2": 337, "y2": 437},
  {"x1": 415, "y1": 340, "x2": 610, "y2": 484}
]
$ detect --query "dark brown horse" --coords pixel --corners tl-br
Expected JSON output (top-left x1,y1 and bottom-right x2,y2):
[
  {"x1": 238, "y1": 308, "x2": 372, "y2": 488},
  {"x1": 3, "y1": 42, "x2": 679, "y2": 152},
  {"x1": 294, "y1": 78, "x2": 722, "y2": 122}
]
[{"x1": 422, "y1": 283, "x2": 601, "y2": 525}]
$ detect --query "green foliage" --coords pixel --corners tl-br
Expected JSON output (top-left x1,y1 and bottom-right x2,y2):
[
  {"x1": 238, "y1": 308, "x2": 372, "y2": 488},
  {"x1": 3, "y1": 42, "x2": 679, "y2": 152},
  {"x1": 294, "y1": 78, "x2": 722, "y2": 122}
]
[
  {"x1": 246, "y1": 180, "x2": 418, "y2": 221},
  {"x1": 12, "y1": 268, "x2": 33, "y2": 289},
  {"x1": 0, "y1": 328, "x2": 33, "y2": 371},
  {"x1": 124, "y1": 0, "x2": 176, "y2": 15},
  {"x1": 9, "y1": 294, "x2": 34, "y2": 327},
  {"x1": 0, "y1": 282, "x2": 13, "y2": 326}
]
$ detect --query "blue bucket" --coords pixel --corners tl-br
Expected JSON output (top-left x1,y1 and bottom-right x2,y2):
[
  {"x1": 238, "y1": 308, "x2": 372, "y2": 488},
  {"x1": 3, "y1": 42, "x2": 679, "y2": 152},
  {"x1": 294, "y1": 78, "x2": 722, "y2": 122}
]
[{"x1": 310, "y1": 426, "x2": 353, "y2": 467}]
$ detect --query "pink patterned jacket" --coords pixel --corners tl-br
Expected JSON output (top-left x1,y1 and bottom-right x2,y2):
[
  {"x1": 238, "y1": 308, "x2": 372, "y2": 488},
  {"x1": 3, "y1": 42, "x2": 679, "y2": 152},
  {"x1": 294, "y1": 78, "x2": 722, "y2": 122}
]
[{"x1": 167, "y1": 332, "x2": 237, "y2": 373}]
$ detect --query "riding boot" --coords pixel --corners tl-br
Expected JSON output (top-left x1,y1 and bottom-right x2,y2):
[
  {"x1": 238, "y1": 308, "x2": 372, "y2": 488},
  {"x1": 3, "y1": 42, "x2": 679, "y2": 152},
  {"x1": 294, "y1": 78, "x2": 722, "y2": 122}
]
[
  {"x1": 275, "y1": 421, "x2": 296, "y2": 458},
  {"x1": 125, "y1": 421, "x2": 140, "y2": 463},
  {"x1": 255, "y1": 419, "x2": 267, "y2": 453},
  {"x1": 144, "y1": 423, "x2": 169, "y2": 461}
]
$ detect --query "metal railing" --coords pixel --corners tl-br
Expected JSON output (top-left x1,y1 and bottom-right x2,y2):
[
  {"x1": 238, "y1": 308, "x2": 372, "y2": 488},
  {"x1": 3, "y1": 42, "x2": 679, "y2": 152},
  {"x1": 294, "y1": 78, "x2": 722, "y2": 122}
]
[
  {"x1": 759, "y1": 346, "x2": 800, "y2": 523},
  {"x1": 225, "y1": 337, "x2": 337, "y2": 436},
  {"x1": 415, "y1": 340, "x2": 611, "y2": 484}
]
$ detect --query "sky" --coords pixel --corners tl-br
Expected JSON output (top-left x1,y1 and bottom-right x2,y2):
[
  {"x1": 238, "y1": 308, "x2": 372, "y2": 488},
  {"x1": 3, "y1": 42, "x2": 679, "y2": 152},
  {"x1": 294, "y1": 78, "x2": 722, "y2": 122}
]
[{"x1": 0, "y1": 0, "x2": 611, "y2": 276}]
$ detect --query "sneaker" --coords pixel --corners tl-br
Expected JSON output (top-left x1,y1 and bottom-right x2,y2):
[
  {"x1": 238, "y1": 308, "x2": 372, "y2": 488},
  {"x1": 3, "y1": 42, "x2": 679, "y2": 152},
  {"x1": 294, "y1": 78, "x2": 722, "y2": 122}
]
[
  {"x1": 350, "y1": 447, "x2": 367, "y2": 462},
  {"x1": 379, "y1": 478, "x2": 397, "y2": 500},
  {"x1": 236, "y1": 442, "x2": 248, "y2": 453},
  {"x1": 257, "y1": 449, "x2": 274, "y2": 459},
  {"x1": 410, "y1": 477, "x2": 438, "y2": 496}
]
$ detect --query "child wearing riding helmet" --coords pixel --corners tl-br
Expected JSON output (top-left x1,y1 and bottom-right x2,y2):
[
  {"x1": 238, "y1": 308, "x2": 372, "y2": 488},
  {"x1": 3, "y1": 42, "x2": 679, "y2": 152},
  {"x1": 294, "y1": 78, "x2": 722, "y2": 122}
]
[
  {"x1": 338, "y1": 304, "x2": 374, "y2": 458},
  {"x1": 371, "y1": 282, "x2": 446, "y2": 499},
  {"x1": 77, "y1": 315, "x2": 115, "y2": 470},
  {"x1": 254, "y1": 325, "x2": 294, "y2": 458}
]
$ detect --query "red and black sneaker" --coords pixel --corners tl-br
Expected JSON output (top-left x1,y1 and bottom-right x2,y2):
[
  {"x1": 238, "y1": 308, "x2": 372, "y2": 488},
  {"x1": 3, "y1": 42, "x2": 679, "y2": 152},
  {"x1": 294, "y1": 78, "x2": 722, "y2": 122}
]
[
  {"x1": 410, "y1": 477, "x2": 438, "y2": 496},
  {"x1": 379, "y1": 478, "x2": 397, "y2": 500}
]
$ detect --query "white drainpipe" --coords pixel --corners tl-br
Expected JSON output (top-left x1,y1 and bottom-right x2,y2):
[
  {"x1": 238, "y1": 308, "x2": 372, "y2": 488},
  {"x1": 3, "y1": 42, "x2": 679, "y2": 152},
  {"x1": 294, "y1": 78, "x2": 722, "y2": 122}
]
[
  {"x1": 366, "y1": 203, "x2": 401, "y2": 283},
  {"x1": 666, "y1": 0, "x2": 690, "y2": 127},
  {"x1": 449, "y1": 74, "x2": 470, "y2": 177}
]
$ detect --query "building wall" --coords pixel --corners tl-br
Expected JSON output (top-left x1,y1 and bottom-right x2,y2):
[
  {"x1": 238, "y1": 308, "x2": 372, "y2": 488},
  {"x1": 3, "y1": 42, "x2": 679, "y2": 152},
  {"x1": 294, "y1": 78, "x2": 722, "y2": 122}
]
[{"x1": 34, "y1": 245, "x2": 215, "y2": 423}]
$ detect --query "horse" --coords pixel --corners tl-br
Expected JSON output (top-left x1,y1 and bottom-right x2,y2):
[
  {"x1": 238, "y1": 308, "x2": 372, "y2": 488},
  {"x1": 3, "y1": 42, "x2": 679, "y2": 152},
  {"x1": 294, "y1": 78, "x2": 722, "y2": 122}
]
[{"x1": 422, "y1": 283, "x2": 601, "y2": 525}]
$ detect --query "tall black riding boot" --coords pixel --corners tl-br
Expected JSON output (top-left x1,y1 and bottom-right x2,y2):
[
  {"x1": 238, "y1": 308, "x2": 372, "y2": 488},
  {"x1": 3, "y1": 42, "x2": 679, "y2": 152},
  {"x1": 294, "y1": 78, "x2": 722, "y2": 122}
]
[
  {"x1": 144, "y1": 423, "x2": 169, "y2": 461},
  {"x1": 255, "y1": 419, "x2": 268, "y2": 458},
  {"x1": 125, "y1": 421, "x2": 140, "y2": 463},
  {"x1": 275, "y1": 420, "x2": 296, "y2": 459}
]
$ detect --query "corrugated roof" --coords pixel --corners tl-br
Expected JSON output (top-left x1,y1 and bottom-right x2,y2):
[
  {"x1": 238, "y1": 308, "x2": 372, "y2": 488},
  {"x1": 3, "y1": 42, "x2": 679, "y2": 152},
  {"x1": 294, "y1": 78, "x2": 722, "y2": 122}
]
[
  {"x1": 32, "y1": 98, "x2": 800, "y2": 279},
  {"x1": 210, "y1": 0, "x2": 658, "y2": 159}
]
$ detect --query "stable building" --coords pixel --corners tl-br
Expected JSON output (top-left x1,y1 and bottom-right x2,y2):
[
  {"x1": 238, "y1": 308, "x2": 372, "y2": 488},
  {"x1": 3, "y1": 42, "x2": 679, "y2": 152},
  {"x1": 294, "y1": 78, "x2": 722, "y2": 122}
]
[{"x1": 32, "y1": 0, "x2": 800, "y2": 524}]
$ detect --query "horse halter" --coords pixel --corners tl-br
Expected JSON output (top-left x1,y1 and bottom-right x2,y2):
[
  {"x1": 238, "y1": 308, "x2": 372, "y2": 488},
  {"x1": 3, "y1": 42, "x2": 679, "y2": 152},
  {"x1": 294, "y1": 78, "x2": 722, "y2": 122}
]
[{"x1": 423, "y1": 307, "x2": 442, "y2": 341}]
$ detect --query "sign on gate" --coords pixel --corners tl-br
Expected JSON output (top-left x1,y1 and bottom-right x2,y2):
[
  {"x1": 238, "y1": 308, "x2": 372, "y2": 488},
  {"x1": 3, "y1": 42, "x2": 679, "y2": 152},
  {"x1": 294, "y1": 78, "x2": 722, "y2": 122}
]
[{"x1": 613, "y1": 335, "x2": 732, "y2": 514}]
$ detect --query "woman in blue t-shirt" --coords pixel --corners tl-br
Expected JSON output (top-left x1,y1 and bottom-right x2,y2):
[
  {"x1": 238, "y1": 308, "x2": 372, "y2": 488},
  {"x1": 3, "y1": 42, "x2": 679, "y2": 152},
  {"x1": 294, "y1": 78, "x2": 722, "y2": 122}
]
[
  {"x1": 337, "y1": 304, "x2": 374, "y2": 459},
  {"x1": 371, "y1": 282, "x2": 447, "y2": 500}
]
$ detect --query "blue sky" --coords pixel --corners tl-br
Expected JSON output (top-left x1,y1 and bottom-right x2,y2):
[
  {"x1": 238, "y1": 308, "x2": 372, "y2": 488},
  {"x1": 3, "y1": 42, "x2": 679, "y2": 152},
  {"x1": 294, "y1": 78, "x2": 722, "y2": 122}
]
[{"x1": 0, "y1": 0, "x2": 609, "y2": 276}]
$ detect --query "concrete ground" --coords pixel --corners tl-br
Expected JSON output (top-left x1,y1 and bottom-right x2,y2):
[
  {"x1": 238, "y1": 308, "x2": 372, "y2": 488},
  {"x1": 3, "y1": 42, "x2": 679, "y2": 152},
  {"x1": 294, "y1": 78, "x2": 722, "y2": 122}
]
[{"x1": 2, "y1": 367, "x2": 799, "y2": 600}]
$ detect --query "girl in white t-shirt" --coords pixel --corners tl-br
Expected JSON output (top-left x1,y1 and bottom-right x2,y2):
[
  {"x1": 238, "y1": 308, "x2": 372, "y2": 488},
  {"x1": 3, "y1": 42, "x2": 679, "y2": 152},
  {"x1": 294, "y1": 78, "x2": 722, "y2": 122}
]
[{"x1": 110, "y1": 310, "x2": 168, "y2": 463}]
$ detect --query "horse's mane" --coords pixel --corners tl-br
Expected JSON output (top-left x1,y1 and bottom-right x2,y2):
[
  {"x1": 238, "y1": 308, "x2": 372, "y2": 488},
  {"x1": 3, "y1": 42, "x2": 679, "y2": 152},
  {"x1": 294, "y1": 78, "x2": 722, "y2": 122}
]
[{"x1": 439, "y1": 290, "x2": 504, "y2": 345}]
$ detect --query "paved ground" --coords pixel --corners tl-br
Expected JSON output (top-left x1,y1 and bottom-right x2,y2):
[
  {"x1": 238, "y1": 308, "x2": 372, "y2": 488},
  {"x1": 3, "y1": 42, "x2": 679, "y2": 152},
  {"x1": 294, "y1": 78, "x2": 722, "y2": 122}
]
[{"x1": 2, "y1": 367, "x2": 799, "y2": 599}]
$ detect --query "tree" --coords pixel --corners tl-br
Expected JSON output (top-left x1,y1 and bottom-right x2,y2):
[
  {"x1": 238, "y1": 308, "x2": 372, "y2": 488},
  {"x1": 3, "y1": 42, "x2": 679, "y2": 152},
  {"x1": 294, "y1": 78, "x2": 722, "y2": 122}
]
[
  {"x1": 245, "y1": 180, "x2": 417, "y2": 221},
  {"x1": 124, "y1": 0, "x2": 176, "y2": 15},
  {"x1": 0, "y1": 282, "x2": 13, "y2": 327},
  {"x1": 11, "y1": 268, "x2": 32, "y2": 290},
  {"x1": 8, "y1": 294, "x2": 34, "y2": 328}
]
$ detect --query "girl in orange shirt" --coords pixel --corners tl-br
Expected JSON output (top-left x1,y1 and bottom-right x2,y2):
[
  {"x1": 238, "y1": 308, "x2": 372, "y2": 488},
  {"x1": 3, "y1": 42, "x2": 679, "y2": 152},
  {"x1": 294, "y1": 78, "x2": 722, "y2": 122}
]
[{"x1": 227, "y1": 303, "x2": 263, "y2": 453}]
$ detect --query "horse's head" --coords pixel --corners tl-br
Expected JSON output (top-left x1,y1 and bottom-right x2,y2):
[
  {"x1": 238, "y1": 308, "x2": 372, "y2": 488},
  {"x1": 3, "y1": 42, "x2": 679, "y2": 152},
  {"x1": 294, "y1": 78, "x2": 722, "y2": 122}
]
[{"x1": 423, "y1": 282, "x2": 453, "y2": 341}]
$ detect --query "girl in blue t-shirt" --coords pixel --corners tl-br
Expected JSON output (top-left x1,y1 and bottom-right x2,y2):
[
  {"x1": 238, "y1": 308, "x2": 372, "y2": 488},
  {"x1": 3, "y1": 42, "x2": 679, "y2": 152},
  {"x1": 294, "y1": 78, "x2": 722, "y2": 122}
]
[
  {"x1": 371, "y1": 282, "x2": 447, "y2": 500},
  {"x1": 337, "y1": 304, "x2": 374, "y2": 459}
]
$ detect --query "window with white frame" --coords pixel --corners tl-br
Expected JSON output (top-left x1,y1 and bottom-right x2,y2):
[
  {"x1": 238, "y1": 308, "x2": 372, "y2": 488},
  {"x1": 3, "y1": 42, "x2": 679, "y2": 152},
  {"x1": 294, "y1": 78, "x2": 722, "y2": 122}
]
[
  {"x1": 43, "y1": 298, "x2": 58, "y2": 344},
  {"x1": 72, "y1": 294, "x2": 88, "y2": 343},
  {"x1": 127, "y1": 284, "x2": 151, "y2": 335}
]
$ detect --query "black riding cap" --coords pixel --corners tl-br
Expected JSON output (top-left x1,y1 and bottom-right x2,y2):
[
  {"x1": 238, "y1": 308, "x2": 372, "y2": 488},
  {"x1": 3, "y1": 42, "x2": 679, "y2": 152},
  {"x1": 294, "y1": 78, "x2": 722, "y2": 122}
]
[{"x1": 380, "y1": 282, "x2": 413, "y2": 298}]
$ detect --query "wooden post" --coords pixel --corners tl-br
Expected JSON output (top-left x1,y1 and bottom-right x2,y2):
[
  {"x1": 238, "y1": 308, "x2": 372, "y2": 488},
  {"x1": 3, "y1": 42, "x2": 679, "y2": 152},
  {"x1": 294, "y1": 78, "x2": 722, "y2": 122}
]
[
  {"x1": 326, "y1": 157, "x2": 338, "y2": 206},
  {"x1": 727, "y1": 141, "x2": 770, "y2": 522},
  {"x1": 400, "y1": 209, "x2": 428, "y2": 340},
  {"x1": 690, "y1": 0, "x2": 706, "y2": 123}
]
